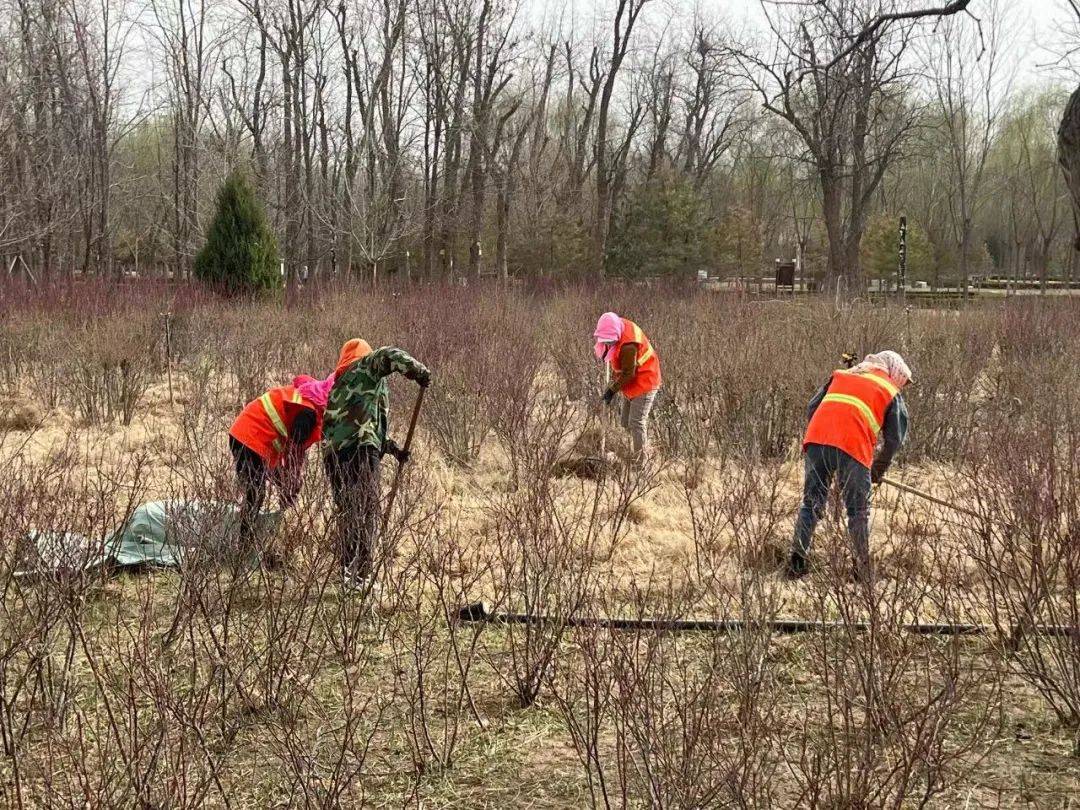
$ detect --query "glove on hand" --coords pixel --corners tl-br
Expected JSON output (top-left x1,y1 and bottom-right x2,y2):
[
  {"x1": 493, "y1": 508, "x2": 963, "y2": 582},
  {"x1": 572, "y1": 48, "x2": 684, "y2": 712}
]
[
  {"x1": 411, "y1": 368, "x2": 431, "y2": 388},
  {"x1": 384, "y1": 439, "x2": 411, "y2": 464},
  {"x1": 602, "y1": 388, "x2": 616, "y2": 406}
]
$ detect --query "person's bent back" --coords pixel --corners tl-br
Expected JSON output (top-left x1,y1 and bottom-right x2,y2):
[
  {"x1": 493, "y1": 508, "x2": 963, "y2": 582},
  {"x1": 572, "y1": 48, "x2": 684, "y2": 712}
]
[
  {"x1": 228, "y1": 375, "x2": 330, "y2": 558},
  {"x1": 788, "y1": 351, "x2": 911, "y2": 581}
]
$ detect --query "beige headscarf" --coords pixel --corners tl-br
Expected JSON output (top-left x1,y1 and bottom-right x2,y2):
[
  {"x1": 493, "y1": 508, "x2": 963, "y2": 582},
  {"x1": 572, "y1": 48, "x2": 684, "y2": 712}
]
[{"x1": 850, "y1": 350, "x2": 912, "y2": 388}]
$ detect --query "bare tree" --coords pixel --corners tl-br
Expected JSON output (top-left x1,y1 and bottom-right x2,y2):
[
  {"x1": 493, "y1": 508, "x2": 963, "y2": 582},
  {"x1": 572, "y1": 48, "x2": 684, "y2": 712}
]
[
  {"x1": 65, "y1": 0, "x2": 139, "y2": 276},
  {"x1": 593, "y1": 0, "x2": 651, "y2": 276},
  {"x1": 924, "y1": 0, "x2": 1011, "y2": 293},
  {"x1": 332, "y1": 0, "x2": 413, "y2": 281},
  {"x1": 642, "y1": 42, "x2": 676, "y2": 184},
  {"x1": 415, "y1": 0, "x2": 474, "y2": 278},
  {"x1": 463, "y1": 0, "x2": 518, "y2": 276},
  {"x1": 676, "y1": 21, "x2": 744, "y2": 190},
  {"x1": 483, "y1": 43, "x2": 555, "y2": 278},
  {"x1": 224, "y1": 0, "x2": 272, "y2": 179},
  {"x1": 1057, "y1": 0, "x2": 1080, "y2": 251},
  {"x1": 149, "y1": 0, "x2": 219, "y2": 279},
  {"x1": 1, "y1": 0, "x2": 95, "y2": 278},
  {"x1": 736, "y1": 0, "x2": 975, "y2": 294}
]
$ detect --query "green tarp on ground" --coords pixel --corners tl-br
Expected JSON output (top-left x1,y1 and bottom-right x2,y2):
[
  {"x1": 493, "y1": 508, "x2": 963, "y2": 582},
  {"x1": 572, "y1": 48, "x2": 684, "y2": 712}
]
[{"x1": 17, "y1": 500, "x2": 280, "y2": 577}]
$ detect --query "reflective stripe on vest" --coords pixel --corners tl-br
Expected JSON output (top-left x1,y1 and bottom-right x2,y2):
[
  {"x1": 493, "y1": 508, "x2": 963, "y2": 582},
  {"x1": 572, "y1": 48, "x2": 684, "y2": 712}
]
[
  {"x1": 629, "y1": 323, "x2": 655, "y2": 367},
  {"x1": 845, "y1": 370, "x2": 900, "y2": 399},
  {"x1": 259, "y1": 389, "x2": 303, "y2": 453},
  {"x1": 821, "y1": 392, "x2": 881, "y2": 435}
]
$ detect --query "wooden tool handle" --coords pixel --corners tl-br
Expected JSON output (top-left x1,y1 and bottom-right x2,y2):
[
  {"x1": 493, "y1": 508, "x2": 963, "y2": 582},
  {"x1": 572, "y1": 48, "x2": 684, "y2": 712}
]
[{"x1": 382, "y1": 386, "x2": 426, "y2": 530}]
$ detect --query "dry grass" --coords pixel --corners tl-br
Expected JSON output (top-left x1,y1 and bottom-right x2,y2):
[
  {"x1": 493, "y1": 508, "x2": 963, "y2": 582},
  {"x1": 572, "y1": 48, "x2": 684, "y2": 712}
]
[{"x1": 1, "y1": 281, "x2": 1079, "y2": 806}]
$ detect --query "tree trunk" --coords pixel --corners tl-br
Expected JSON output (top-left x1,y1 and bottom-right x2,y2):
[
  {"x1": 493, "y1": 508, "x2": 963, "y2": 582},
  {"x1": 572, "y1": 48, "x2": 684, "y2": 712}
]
[
  {"x1": 820, "y1": 171, "x2": 845, "y2": 289},
  {"x1": 495, "y1": 173, "x2": 510, "y2": 279}
]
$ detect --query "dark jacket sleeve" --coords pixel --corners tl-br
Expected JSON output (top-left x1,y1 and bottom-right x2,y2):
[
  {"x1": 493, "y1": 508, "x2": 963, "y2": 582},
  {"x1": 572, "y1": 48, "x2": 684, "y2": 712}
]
[
  {"x1": 610, "y1": 343, "x2": 640, "y2": 392},
  {"x1": 872, "y1": 394, "x2": 909, "y2": 477},
  {"x1": 806, "y1": 380, "x2": 830, "y2": 422}
]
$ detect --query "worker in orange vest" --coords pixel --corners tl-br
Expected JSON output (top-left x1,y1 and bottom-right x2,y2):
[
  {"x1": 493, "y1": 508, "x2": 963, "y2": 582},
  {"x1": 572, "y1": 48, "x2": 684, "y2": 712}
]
[
  {"x1": 788, "y1": 351, "x2": 911, "y2": 582},
  {"x1": 228, "y1": 375, "x2": 332, "y2": 554},
  {"x1": 593, "y1": 311, "x2": 662, "y2": 458}
]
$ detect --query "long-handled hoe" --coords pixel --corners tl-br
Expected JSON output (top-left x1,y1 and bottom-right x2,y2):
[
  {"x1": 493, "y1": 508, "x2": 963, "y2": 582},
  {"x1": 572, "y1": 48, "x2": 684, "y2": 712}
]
[{"x1": 381, "y1": 385, "x2": 426, "y2": 532}]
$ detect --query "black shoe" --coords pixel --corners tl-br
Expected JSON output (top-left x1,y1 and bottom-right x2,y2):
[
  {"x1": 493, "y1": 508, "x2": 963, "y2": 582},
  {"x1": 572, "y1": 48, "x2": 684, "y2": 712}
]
[
  {"x1": 786, "y1": 552, "x2": 809, "y2": 580},
  {"x1": 851, "y1": 560, "x2": 874, "y2": 585}
]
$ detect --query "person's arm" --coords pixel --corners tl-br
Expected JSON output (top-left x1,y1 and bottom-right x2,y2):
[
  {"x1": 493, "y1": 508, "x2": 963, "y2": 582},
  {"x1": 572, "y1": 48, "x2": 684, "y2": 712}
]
[
  {"x1": 806, "y1": 380, "x2": 830, "y2": 421},
  {"x1": 871, "y1": 394, "x2": 908, "y2": 483},
  {"x1": 277, "y1": 405, "x2": 317, "y2": 505},
  {"x1": 365, "y1": 346, "x2": 431, "y2": 386},
  {"x1": 606, "y1": 343, "x2": 639, "y2": 397}
]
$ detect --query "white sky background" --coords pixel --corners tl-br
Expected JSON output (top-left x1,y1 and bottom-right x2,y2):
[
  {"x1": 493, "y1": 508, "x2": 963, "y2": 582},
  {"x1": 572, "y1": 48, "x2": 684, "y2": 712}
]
[
  {"x1": 527, "y1": 0, "x2": 1076, "y2": 89},
  {"x1": 709, "y1": 0, "x2": 1069, "y2": 87}
]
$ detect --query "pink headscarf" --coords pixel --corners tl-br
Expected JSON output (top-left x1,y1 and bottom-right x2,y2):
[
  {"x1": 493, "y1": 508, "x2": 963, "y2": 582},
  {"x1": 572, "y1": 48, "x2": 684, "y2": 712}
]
[
  {"x1": 850, "y1": 351, "x2": 913, "y2": 388},
  {"x1": 292, "y1": 373, "x2": 335, "y2": 411},
  {"x1": 593, "y1": 312, "x2": 623, "y2": 360}
]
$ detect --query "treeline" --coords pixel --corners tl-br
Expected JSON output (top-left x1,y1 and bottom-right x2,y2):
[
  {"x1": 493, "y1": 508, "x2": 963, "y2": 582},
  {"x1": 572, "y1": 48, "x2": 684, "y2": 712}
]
[{"x1": 0, "y1": 0, "x2": 1074, "y2": 291}]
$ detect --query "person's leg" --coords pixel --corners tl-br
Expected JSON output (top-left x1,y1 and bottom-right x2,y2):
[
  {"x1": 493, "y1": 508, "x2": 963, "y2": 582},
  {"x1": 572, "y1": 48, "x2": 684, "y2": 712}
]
[
  {"x1": 231, "y1": 437, "x2": 267, "y2": 557},
  {"x1": 352, "y1": 447, "x2": 382, "y2": 581},
  {"x1": 627, "y1": 389, "x2": 658, "y2": 457},
  {"x1": 838, "y1": 451, "x2": 873, "y2": 580},
  {"x1": 790, "y1": 444, "x2": 836, "y2": 574},
  {"x1": 325, "y1": 444, "x2": 360, "y2": 570}
]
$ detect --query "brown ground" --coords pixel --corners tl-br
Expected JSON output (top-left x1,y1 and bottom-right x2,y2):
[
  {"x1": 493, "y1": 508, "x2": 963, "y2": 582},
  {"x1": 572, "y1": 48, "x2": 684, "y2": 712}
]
[{"x1": 2, "y1": 375, "x2": 1079, "y2": 807}]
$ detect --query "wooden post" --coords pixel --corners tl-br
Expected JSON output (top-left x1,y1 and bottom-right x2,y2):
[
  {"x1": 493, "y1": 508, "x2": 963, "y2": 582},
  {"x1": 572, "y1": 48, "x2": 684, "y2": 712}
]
[{"x1": 898, "y1": 215, "x2": 907, "y2": 299}]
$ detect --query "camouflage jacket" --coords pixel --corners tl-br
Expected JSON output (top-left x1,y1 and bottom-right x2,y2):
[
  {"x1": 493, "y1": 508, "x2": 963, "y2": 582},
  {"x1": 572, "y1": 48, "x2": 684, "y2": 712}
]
[{"x1": 323, "y1": 347, "x2": 428, "y2": 453}]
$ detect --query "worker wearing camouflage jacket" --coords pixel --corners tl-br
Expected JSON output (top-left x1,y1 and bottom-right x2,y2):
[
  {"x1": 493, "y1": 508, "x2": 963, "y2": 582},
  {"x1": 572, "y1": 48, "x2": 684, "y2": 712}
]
[
  {"x1": 788, "y1": 351, "x2": 911, "y2": 583},
  {"x1": 323, "y1": 338, "x2": 430, "y2": 589}
]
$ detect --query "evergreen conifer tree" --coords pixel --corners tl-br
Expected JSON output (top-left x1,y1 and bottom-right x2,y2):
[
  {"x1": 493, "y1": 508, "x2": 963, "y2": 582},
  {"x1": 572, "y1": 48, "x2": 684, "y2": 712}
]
[{"x1": 194, "y1": 171, "x2": 281, "y2": 294}]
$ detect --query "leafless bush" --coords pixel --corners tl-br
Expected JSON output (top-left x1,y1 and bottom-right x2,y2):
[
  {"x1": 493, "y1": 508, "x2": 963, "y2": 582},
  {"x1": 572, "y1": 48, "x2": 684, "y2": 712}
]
[
  {"x1": 1, "y1": 285, "x2": 1077, "y2": 804},
  {"x1": 957, "y1": 340, "x2": 1080, "y2": 744},
  {"x1": 785, "y1": 524, "x2": 1004, "y2": 807},
  {"x1": 550, "y1": 579, "x2": 785, "y2": 808},
  {"x1": 386, "y1": 521, "x2": 490, "y2": 777},
  {"x1": 482, "y1": 477, "x2": 607, "y2": 707},
  {"x1": 683, "y1": 450, "x2": 791, "y2": 585},
  {"x1": 405, "y1": 286, "x2": 532, "y2": 465},
  {"x1": 900, "y1": 308, "x2": 998, "y2": 461}
]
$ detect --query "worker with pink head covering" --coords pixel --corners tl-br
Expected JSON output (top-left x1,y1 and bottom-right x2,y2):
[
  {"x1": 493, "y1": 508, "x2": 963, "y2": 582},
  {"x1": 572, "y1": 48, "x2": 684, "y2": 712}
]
[
  {"x1": 593, "y1": 311, "x2": 662, "y2": 459},
  {"x1": 293, "y1": 373, "x2": 336, "y2": 410},
  {"x1": 228, "y1": 371, "x2": 334, "y2": 558}
]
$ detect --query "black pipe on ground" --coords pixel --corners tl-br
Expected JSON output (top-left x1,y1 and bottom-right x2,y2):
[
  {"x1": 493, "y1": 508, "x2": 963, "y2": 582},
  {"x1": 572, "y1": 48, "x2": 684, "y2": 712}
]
[{"x1": 457, "y1": 602, "x2": 1078, "y2": 638}]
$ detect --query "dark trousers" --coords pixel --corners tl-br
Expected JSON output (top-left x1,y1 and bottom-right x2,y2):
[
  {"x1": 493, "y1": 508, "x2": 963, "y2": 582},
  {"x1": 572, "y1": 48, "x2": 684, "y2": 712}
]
[
  {"x1": 230, "y1": 436, "x2": 267, "y2": 552},
  {"x1": 324, "y1": 444, "x2": 381, "y2": 577},
  {"x1": 792, "y1": 443, "x2": 872, "y2": 570}
]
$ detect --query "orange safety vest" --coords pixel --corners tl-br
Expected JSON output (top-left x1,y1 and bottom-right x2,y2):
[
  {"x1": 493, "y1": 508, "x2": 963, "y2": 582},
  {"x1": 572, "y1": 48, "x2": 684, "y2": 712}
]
[
  {"x1": 608, "y1": 319, "x2": 661, "y2": 400},
  {"x1": 802, "y1": 368, "x2": 900, "y2": 468},
  {"x1": 229, "y1": 385, "x2": 322, "y2": 467}
]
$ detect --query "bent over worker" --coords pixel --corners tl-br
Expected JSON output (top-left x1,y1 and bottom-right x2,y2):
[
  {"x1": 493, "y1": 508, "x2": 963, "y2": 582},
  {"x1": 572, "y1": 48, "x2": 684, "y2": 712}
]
[
  {"x1": 323, "y1": 339, "x2": 430, "y2": 589},
  {"x1": 788, "y1": 351, "x2": 911, "y2": 582},
  {"x1": 593, "y1": 312, "x2": 662, "y2": 458},
  {"x1": 228, "y1": 374, "x2": 332, "y2": 553}
]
